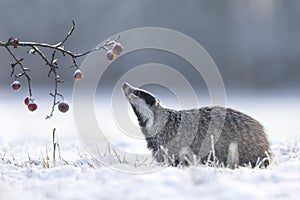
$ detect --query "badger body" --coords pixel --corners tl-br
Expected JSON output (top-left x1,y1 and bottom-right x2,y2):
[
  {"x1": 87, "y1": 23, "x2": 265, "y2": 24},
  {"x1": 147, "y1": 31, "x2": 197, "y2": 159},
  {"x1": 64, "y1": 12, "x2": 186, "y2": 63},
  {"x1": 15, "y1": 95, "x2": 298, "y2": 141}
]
[{"x1": 122, "y1": 83, "x2": 271, "y2": 168}]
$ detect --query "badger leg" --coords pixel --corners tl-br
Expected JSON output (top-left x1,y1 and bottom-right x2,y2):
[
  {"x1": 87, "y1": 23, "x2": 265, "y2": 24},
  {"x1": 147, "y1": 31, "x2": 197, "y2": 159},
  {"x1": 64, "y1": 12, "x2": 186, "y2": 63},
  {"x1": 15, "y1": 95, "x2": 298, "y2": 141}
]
[{"x1": 226, "y1": 142, "x2": 239, "y2": 169}]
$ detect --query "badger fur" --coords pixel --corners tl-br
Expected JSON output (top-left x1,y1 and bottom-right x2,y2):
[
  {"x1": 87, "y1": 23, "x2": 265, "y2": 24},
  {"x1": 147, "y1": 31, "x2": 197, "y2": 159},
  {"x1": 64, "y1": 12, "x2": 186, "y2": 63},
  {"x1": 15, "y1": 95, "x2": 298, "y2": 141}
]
[{"x1": 122, "y1": 82, "x2": 271, "y2": 168}]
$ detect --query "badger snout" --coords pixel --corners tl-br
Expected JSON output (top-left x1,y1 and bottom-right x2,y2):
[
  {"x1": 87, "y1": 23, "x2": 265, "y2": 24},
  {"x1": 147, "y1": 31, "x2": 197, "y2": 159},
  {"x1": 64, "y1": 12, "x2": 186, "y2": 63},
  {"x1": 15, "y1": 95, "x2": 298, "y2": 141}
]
[{"x1": 122, "y1": 82, "x2": 135, "y2": 97}]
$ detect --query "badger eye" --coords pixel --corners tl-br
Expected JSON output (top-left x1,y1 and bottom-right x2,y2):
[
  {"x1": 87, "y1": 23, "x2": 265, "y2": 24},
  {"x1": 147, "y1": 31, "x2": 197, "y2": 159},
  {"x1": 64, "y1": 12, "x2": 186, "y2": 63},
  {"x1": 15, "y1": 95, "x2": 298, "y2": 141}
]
[{"x1": 133, "y1": 90, "x2": 140, "y2": 97}]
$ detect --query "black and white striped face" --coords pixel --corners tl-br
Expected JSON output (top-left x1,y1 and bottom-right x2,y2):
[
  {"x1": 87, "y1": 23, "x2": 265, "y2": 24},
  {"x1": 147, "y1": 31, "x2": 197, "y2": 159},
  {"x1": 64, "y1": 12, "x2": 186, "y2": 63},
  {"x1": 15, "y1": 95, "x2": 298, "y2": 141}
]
[{"x1": 122, "y1": 82, "x2": 159, "y2": 127}]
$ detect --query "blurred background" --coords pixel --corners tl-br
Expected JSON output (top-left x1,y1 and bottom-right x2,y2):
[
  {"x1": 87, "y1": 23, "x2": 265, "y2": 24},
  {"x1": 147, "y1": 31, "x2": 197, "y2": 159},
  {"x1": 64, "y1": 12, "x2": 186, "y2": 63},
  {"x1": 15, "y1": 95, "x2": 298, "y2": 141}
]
[
  {"x1": 0, "y1": 0, "x2": 299, "y2": 145},
  {"x1": 1, "y1": 0, "x2": 300, "y2": 91}
]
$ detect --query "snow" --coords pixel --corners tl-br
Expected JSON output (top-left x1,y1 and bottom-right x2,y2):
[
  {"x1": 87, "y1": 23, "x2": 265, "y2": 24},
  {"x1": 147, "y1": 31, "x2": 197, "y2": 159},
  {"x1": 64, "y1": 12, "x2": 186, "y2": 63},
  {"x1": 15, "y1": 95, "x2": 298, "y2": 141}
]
[
  {"x1": 0, "y1": 91, "x2": 300, "y2": 199},
  {"x1": 1, "y1": 141, "x2": 300, "y2": 200}
]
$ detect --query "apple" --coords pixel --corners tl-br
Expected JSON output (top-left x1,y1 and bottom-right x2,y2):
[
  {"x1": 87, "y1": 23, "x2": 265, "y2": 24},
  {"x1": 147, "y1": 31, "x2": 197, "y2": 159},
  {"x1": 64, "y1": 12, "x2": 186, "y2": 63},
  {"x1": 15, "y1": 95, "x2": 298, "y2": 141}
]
[
  {"x1": 74, "y1": 69, "x2": 84, "y2": 81},
  {"x1": 106, "y1": 50, "x2": 115, "y2": 61},
  {"x1": 11, "y1": 80, "x2": 21, "y2": 91},
  {"x1": 58, "y1": 101, "x2": 69, "y2": 113},
  {"x1": 28, "y1": 101, "x2": 38, "y2": 112},
  {"x1": 24, "y1": 97, "x2": 30, "y2": 105},
  {"x1": 112, "y1": 42, "x2": 123, "y2": 55}
]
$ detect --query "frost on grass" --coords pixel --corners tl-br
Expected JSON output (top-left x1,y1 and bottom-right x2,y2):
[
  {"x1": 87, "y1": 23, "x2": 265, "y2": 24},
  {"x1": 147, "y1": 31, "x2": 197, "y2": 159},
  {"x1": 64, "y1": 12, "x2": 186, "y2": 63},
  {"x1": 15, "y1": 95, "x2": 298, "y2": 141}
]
[{"x1": 0, "y1": 139, "x2": 300, "y2": 199}]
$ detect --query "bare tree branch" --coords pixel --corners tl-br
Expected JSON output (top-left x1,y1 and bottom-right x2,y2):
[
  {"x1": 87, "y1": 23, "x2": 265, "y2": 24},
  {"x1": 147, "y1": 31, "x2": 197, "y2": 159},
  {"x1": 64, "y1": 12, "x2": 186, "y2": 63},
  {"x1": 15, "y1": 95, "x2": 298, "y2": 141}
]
[{"x1": 0, "y1": 21, "x2": 121, "y2": 119}]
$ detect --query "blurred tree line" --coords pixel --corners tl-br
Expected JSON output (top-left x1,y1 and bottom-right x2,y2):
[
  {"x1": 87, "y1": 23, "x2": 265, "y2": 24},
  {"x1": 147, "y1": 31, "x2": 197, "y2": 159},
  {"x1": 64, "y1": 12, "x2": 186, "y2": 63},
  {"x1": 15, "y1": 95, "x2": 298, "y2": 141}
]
[{"x1": 0, "y1": 0, "x2": 299, "y2": 92}]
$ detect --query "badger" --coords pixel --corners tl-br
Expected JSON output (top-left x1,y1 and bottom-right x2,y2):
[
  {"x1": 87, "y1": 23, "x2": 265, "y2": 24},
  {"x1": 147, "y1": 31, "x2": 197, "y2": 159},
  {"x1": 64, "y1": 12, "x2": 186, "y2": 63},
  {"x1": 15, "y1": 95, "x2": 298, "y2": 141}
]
[{"x1": 122, "y1": 82, "x2": 271, "y2": 168}]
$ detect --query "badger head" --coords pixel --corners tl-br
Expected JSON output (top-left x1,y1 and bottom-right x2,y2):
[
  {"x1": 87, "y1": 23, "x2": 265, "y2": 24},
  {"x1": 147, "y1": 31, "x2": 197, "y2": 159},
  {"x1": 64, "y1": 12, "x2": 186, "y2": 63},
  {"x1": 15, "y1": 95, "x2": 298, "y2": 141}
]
[{"x1": 122, "y1": 82, "x2": 159, "y2": 128}]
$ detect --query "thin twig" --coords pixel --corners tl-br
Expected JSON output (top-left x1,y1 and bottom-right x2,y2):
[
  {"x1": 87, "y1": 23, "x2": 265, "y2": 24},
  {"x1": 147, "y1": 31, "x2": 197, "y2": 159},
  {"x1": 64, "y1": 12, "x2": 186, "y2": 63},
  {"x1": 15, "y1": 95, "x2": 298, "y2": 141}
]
[
  {"x1": 5, "y1": 46, "x2": 32, "y2": 97},
  {"x1": 54, "y1": 20, "x2": 75, "y2": 47}
]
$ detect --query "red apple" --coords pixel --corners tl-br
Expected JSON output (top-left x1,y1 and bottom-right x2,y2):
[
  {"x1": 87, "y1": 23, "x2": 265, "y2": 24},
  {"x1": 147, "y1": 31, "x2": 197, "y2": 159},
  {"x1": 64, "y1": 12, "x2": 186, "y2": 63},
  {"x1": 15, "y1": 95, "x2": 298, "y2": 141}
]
[
  {"x1": 106, "y1": 50, "x2": 115, "y2": 61},
  {"x1": 58, "y1": 101, "x2": 69, "y2": 113},
  {"x1": 11, "y1": 80, "x2": 21, "y2": 91},
  {"x1": 74, "y1": 69, "x2": 84, "y2": 81},
  {"x1": 24, "y1": 97, "x2": 30, "y2": 105},
  {"x1": 28, "y1": 101, "x2": 38, "y2": 112},
  {"x1": 112, "y1": 42, "x2": 123, "y2": 55}
]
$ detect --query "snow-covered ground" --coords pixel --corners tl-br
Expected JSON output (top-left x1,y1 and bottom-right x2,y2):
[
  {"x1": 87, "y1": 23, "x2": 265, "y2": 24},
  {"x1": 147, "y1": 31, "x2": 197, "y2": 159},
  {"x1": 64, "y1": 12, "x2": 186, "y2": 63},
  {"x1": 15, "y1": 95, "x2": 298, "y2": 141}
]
[{"x1": 0, "y1": 90, "x2": 299, "y2": 199}]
